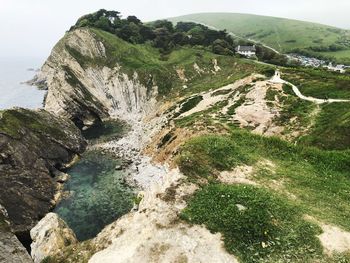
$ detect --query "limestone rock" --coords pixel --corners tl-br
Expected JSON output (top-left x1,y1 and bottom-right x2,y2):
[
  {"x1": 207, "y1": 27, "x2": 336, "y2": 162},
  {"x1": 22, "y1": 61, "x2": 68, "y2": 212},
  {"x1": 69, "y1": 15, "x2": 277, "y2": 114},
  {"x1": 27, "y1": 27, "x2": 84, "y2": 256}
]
[
  {"x1": 36, "y1": 28, "x2": 157, "y2": 127},
  {"x1": 0, "y1": 108, "x2": 86, "y2": 235},
  {"x1": 30, "y1": 213, "x2": 77, "y2": 263},
  {"x1": 0, "y1": 205, "x2": 33, "y2": 263},
  {"x1": 0, "y1": 231, "x2": 33, "y2": 263},
  {"x1": 89, "y1": 170, "x2": 238, "y2": 263}
]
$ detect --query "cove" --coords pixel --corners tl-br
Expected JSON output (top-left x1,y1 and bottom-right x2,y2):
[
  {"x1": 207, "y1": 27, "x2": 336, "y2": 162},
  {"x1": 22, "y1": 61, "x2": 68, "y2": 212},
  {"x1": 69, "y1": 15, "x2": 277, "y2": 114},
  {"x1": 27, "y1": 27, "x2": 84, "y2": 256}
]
[{"x1": 54, "y1": 121, "x2": 134, "y2": 241}]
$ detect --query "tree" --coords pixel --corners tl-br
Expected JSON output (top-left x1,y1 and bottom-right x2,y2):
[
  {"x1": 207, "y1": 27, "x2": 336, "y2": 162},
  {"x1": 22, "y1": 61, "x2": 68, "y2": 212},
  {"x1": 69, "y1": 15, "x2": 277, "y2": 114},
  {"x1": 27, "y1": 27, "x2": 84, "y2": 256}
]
[
  {"x1": 212, "y1": 39, "x2": 234, "y2": 55},
  {"x1": 153, "y1": 20, "x2": 174, "y2": 32},
  {"x1": 127, "y1": 16, "x2": 141, "y2": 25},
  {"x1": 152, "y1": 27, "x2": 173, "y2": 52},
  {"x1": 139, "y1": 25, "x2": 156, "y2": 42},
  {"x1": 172, "y1": 32, "x2": 188, "y2": 46},
  {"x1": 94, "y1": 16, "x2": 111, "y2": 32},
  {"x1": 188, "y1": 26, "x2": 205, "y2": 45},
  {"x1": 175, "y1": 22, "x2": 199, "y2": 32}
]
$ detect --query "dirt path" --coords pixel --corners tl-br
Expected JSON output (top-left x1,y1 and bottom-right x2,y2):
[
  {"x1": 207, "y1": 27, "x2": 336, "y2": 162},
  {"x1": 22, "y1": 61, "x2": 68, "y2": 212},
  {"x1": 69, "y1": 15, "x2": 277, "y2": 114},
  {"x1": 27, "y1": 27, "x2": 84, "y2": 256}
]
[{"x1": 270, "y1": 71, "x2": 350, "y2": 104}]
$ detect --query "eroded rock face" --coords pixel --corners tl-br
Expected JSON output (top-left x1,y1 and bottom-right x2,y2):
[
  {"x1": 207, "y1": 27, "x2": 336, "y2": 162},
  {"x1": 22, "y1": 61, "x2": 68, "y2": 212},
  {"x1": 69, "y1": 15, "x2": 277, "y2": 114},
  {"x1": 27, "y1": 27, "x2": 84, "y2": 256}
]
[
  {"x1": 88, "y1": 170, "x2": 238, "y2": 263},
  {"x1": 30, "y1": 213, "x2": 77, "y2": 263},
  {"x1": 36, "y1": 28, "x2": 157, "y2": 127},
  {"x1": 0, "y1": 108, "x2": 86, "y2": 234},
  {"x1": 0, "y1": 206, "x2": 33, "y2": 263}
]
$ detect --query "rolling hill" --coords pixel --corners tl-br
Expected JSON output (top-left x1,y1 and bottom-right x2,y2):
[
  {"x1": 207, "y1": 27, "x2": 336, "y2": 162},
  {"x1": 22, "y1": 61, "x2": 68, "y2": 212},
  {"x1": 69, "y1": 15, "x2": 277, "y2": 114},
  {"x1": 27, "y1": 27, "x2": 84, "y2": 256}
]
[{"x1": 169, "y1": 13, "x2": 350, "y2": 63}]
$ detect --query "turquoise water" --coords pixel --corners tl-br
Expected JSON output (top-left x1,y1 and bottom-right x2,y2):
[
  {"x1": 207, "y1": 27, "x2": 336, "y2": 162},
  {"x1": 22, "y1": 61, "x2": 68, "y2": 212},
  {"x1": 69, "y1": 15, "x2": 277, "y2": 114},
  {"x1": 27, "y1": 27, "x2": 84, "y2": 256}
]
[
  {"x1": 82, "y1": 120, "x2": 127, "y2": 141},
  {"x1": 0, "y1": 57, "x2": 46, "y2": 109},
  {"x1": 55, "y1": 151, "x2": 134, "y2": 241}
]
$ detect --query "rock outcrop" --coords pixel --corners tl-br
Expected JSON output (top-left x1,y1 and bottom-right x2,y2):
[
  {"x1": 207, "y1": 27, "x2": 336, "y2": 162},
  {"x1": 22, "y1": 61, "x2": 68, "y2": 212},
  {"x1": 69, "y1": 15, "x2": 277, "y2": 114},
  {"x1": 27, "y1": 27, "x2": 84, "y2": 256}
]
[
  {"x1": 30, "y1": 213, "x2": 78, "y2": 263},
  {"x1": 0, "y1": 108, "x2": 86, "y2": 236},
  {"x1": 35, "y1": 28, "x2": 157, "y2": 127},
  {"x1": 89, "y1": 169, "x2": 238, "y2": 263},
  {"x1": 0, "y1": 206, "x2": 33, "y2": 263}
]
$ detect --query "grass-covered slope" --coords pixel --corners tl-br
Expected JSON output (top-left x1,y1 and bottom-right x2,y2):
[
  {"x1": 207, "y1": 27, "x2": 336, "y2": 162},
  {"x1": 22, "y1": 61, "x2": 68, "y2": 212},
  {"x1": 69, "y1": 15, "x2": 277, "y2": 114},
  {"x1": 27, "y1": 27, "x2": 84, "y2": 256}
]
[
  {"x1": 177, "y1": 130, "x2": 350, "y2": 262},
  {"x1": 169, "y1": 13, "x2": 350, "y2": 63},
  {"x1": 84, "y1": 28, "x2": 267, "y2": 97},
  {"x1": 281, "y1": 68, "x2": 350, "y2": 150}
]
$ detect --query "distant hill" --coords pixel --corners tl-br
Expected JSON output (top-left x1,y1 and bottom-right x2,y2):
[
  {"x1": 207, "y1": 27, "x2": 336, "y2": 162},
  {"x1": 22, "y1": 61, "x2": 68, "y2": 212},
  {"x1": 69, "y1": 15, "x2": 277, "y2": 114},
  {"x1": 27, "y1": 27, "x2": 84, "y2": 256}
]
[{"x1": 169, "y1": 13, "x2": 350, "y2": 63}]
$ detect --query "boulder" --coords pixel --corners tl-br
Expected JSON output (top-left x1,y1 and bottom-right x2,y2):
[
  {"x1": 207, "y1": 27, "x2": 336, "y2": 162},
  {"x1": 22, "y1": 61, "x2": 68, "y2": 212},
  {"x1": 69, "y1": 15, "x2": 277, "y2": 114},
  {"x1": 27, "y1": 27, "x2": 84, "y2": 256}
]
[
  {"x1": 0, "y1": 205, "x2": 33, "y2": 263},
  {"x1": 0, "y1": 108, "x2": 86, "y2": 235},
  {"x1": 30, "y1": 213, "x2": 77, "y2": 263}
]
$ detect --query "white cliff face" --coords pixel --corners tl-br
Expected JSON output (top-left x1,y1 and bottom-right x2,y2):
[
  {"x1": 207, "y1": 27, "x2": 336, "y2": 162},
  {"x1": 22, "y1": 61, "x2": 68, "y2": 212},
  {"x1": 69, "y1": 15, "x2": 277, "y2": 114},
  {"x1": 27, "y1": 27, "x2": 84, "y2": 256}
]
[
  {"x1": 30, "y1": 213, "x2": 77, "y2": 263},
  {"x1": 89, "y1": 169, "x2": 238, "y2": 263},
  {"x1": 38, "y1": 28, "x2": 157, "y2": 126}
]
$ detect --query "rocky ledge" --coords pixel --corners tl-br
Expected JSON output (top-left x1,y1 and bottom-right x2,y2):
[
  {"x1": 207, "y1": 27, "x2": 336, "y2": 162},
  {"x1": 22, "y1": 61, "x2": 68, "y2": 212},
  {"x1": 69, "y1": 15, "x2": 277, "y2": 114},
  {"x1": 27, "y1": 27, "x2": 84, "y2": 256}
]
[{"x1": 0, "y1": 108, "x2": 86, "y2": 239}]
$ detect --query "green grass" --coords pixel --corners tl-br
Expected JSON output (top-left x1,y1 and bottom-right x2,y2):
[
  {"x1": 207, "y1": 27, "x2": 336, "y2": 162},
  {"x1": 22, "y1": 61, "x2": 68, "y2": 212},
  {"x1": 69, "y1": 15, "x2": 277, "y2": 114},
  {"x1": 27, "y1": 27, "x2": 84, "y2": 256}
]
[
  {"x1": 174, "y1": 95, "x2": 203, "y2": 118},
  {"x1": 177, "y1": 130, "x2": 350, "y2": 262},
  {"x1": 300, "y1": 102, "x2": 350, "y2": 150},
  {"x1": 169, "y1": 13, "x2": 350, "y2": 63},
  {"x1": 278, "y1": 67, "x2": 350, "y2": 150},
  {"x1": 320, "y1": 49, "x2": 350, "y2": 64},
  {"x1": 283, "y1": 67, "x2": 350, "y2": 99},
  {"x1": 182, "y1": 184, "x2": 323, "y2": 263},
  {"x1": 276, "y1": 84, "x2": 317, "y2": 131}
]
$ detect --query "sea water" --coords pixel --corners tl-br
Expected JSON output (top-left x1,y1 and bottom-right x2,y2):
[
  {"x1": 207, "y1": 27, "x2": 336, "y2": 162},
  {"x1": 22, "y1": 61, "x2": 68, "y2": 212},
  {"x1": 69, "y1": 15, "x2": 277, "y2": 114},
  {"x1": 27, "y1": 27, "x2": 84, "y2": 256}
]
[
  {"x1": 0, "y1": 57, "x2": 46, "y2": 109},
  {"x1": 55, "y1": 124, "x2": 134, "y2": 241}
]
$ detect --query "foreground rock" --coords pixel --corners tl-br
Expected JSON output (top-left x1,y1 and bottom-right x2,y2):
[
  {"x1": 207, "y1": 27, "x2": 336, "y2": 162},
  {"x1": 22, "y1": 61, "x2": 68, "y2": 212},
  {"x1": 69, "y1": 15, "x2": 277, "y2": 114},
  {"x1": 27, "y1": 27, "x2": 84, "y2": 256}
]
[
  {"x1": 0, "y1": 108, "x2": 86, "y2": 235},
  {"x1": 30, "y1": 213, "x2": 78, "y2": 263},
  {"x1": 0, "y1": 206, "x2": 32, "y2": 263},
  {"x1": 89, "y1": 170, "x2": 238, "y2": 263}
]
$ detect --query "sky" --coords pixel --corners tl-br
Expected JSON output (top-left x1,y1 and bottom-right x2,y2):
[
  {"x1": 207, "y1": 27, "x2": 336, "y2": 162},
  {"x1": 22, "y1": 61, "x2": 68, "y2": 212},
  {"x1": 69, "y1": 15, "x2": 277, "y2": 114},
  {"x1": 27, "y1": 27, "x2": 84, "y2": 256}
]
[{"x1": 1, "y1": 0, "x2": 350, "y2": 58}]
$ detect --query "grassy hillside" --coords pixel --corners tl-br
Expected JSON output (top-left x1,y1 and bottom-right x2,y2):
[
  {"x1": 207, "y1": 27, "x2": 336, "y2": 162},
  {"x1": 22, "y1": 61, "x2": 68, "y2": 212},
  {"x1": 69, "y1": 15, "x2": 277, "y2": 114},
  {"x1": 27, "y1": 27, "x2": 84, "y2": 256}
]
[
  {"x1": 169, "y1": 13, "x2": 350, "y2": 63},
  {"x1": 85, "y1": 28, "x2": 268, "y2": 97},
  {"x1": 177, "y1": 130, "x2": 350, "y2": 262}
]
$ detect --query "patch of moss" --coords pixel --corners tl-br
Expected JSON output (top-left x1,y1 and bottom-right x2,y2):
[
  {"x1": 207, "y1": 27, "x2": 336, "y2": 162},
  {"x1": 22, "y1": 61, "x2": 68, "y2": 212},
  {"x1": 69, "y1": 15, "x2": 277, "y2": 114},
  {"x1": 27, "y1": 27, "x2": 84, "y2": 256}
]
[{"x1": 0, "y1": 109, "x2": 67, "y2": 140}]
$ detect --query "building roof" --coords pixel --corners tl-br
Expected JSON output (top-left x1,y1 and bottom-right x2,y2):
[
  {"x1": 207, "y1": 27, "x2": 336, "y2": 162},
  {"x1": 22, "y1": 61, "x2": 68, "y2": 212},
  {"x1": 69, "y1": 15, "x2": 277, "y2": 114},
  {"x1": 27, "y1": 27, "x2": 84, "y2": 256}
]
[{"x1": 235, "y1": 45, "x2": 256, "y2": 52}]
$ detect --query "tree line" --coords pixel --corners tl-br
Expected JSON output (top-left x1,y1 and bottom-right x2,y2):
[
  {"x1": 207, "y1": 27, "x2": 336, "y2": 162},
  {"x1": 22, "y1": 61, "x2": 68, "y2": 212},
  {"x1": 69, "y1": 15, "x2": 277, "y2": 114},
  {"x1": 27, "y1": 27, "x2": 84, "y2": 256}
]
[{"x1": 70, "y1": 9, "x2": 288, "y2": 65}]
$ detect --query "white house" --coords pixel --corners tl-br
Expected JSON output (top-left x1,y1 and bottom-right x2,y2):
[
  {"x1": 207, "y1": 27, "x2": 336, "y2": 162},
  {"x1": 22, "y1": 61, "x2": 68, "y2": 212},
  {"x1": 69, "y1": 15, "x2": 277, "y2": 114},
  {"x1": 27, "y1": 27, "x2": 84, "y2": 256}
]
[{"x1": 235, "y1": 45, "x2": 256, "y2": 57}]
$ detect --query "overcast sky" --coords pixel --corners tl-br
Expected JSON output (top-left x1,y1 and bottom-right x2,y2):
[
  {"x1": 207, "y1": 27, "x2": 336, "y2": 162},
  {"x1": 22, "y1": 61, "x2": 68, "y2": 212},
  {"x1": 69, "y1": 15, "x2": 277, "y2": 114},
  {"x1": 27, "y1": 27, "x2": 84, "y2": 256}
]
[{"x1": 1, "y1": 0, "x2": 350, "y2": 58}]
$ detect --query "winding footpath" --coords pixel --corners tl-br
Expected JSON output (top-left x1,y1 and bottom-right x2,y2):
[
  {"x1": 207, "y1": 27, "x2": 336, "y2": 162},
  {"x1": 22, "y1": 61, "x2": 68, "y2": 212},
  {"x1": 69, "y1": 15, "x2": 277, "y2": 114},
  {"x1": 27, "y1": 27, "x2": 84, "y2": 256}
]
[{"x1": 270, "y1": 71, "x2": 350, "y2": 104}]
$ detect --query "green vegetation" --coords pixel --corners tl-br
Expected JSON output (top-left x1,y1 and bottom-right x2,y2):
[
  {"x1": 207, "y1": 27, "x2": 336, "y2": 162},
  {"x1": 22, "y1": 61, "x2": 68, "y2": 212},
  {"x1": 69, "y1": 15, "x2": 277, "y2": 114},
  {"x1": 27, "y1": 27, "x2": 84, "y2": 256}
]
[
  {"x1": 169, "y1": 13, "x2": 350, "y2": 64},
  {"x1": 279, "y1": 67, "x2": 350, "y2": 150},
  {"x1": 300, "y1": 102, "x2": 350, "y2": 150},
  {"x1": 174, "y1": 95, "x2": 203, "y2": 117},
  {"x1": 177, "y1": 130, "x2": 350, "y2": 262},
  {"x1": 79, "y1": 28, "x2": 266, "y2": 97},
  {"x1": 283, "y1": 67, "x2": 350, "y2": 99},
  {"x1": 182, "y1": 184, "x2": 323, "y2": 263},
  {"x1": 0, "y1": 109, "x2": 67, "y2": 140},
  {"x1": 71, "y1": 10, "x2": 233, "y2": 55},
  {"x1": 70, "y1": 10, "x2": 289, "y2": 67}
]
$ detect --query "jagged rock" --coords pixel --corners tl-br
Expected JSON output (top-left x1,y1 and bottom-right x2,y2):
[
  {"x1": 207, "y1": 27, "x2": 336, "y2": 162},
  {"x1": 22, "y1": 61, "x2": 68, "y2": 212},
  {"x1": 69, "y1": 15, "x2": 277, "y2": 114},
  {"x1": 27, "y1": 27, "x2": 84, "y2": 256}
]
[
  {"x1": 30, "y1": 213, "x2": 77, "y2": 263},
  {"x1": 0, "y1": 205, "x2": 32, "y2": 263},
  {"x1": 0, "y1": 108, "x2": 86, "y2": 235},
  {"x1": 35, "y1": 28, "x2": 157, "y2": 127}
]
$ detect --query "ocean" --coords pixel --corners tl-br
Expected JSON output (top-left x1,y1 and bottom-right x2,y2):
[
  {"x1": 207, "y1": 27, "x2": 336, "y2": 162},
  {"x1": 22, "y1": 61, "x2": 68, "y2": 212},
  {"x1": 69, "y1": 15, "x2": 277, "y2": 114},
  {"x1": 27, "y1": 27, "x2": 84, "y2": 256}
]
[{"x1": 0, "y1": 57, "x2": 47, "y2": 110}]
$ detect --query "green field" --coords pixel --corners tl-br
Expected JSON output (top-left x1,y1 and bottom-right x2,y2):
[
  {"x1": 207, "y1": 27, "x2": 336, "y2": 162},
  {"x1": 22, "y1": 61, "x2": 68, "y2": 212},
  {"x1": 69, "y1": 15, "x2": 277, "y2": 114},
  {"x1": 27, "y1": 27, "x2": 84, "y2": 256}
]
[{"x1": 169, "y1": 13, "x2": 350, "y2": 63}]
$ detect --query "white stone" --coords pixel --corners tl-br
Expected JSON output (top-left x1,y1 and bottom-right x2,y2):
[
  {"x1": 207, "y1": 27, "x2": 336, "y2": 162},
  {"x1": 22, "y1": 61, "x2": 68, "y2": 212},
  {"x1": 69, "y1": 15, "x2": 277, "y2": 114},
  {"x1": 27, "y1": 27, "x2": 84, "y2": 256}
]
[{"x1": 30, "y1": 213, "x2": 77, "y2": 263}]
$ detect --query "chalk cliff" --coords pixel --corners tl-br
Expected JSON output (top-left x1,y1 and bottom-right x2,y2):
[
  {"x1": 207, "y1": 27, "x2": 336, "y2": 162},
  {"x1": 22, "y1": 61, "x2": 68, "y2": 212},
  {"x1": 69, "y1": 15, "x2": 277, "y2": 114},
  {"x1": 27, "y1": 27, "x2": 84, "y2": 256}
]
[{"x1": 36, "y1": 28, "x2": 157, "y2": 127}]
